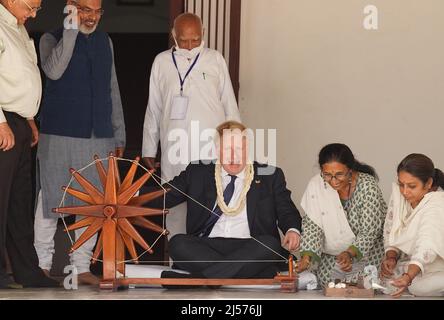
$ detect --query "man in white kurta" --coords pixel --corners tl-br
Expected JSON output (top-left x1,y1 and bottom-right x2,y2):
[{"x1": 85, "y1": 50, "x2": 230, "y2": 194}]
[
  {"x1": 0, "y1": 0, "x2": 59, "y2": 288},
  {"x1": 142, "y1": 13, "x2": 241, "y2": 240}
]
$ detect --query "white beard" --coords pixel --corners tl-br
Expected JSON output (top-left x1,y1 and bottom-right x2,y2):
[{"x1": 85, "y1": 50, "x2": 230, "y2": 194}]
[{"x1": 79, "y1": 24, "x2": 97, "y2": 35}]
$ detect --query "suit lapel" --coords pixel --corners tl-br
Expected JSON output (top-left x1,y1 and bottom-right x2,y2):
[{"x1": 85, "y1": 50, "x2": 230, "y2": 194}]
[
  {"x1": 205, "y1": 164, "x2": 217, "y2": 212},
  {"x1": 247, "y1": 164, "x2": 261, "y2": 228},
  {"x1": 205, "y1": 182, "x2": 217, "y2": 211}
]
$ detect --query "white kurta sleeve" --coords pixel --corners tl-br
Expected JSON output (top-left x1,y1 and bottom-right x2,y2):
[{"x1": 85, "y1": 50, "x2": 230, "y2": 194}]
[
  {"x1": 217, "y1": 53, "x2": 241, "y2": 122},
  {"x1": 409, "y1": 207, "x2": 441, "y2": 274},
  {"x1": 0, "y1": 109, "x2": 5, "y2": 124},
  {"x1": 142, "y1": 58, "x2": 163, "y2": 158}
]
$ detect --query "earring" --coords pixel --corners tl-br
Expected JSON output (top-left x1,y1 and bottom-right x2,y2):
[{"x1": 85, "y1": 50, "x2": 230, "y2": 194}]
[{"x1": 323, "y1": 180, "x2": 327, "y2": 189}]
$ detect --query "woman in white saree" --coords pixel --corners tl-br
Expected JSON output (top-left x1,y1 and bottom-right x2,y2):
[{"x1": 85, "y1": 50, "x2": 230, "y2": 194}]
[
  {"x1": 382, "y1": 154, "x2": 444, "y2": 297},
  {"x1": 298, "y1": 144, "x2": 387, "y2": 286}
]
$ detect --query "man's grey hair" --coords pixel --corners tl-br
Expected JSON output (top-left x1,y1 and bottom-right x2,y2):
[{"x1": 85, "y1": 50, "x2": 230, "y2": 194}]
[{"x1": 172, "y1": 12, "x2": 203, "y2": 37}]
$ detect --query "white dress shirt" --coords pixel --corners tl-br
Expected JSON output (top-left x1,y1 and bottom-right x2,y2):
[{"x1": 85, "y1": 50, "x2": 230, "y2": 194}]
[
  {"x1": 209, "y1": 167, "x2": 301, "y2": 239},
  {"x1": 0, "y1": 4, "x2": 41, "y2": 123},
  {"x1": 209, "y1": 167, "x2": 251, "y2": 239}
]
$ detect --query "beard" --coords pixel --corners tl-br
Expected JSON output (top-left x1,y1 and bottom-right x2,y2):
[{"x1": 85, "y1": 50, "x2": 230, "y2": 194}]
[{"x1": 79, "y1": 20, "x2": 98, "y2": 35}]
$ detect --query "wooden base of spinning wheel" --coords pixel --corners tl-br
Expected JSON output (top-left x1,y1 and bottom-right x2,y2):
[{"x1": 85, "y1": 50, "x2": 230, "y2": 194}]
[
  {"x1": 99, "y1": 255, "x2": 298, "y2": 293},
  {"x1": 55, "y1": 154, "x2": 298, "y2": 293},
  {"x1": 99, "y1": 277, "x2": 298, "y2": 292}
]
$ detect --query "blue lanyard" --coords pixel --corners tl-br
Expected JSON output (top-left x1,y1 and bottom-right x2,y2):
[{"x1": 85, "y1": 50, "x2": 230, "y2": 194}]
[{"x1": 171, "y1": 49, "x2": 200, "y2": 95}]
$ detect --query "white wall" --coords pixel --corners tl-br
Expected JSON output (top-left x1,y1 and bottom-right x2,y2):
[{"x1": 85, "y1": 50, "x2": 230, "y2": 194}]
[{"x1": 239, "y1": 0, "x2": 444, "y2": 205}]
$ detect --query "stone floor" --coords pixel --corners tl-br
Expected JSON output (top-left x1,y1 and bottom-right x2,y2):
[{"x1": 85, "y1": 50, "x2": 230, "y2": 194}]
[{"x1": 0, "y1": 286, "x2": 442, "y2": 300}]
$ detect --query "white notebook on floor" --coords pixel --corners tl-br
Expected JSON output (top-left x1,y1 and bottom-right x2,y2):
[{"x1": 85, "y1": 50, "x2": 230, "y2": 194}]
[{"x1": 125, "y1": 264, "x2": 190, "y2": 278}]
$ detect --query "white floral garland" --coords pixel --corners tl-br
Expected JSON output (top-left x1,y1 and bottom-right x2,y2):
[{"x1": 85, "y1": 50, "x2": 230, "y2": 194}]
[{"x1": 214, "y1": 162, "x2": 254, "y2": 216}]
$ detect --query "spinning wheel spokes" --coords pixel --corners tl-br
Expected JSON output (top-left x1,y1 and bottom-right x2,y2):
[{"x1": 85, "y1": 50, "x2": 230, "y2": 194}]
[
  {"x1": 54, "y1": 154, "x2": 169, "y2": 280},
  {"x1": 64, "y1": 217, "x2": 95, "y2": 232},
  {"x1": 120, "y1": 156, "x2": 140, "y2": 191},
  {"x1": 127, "y1": 189, "x2": 168, "y2": 206},
  {"x1": 129, "y1": 216, "x2": 168, "y2": 235},
  {"x1": 62, "y1": 186, "x2": 95, "y2": 204},
  {"x1": 117, "y1": 218, "x2": 153, "y2": 254},
  {"x1": 69, "y1": 168, "x2": 104, "y2": 204},
  {"x1": 104, "y1": 155, "x2": 118, "y2": 205},
  {"x1": 119, "y1": 227, "x2": 138, "y2": 262},
  {"x1": 70, "y1": 218, "x2": 104, "y2": 252},
  {"x1": 94, "y1": 155, "x2": 107, "y2": 190}
]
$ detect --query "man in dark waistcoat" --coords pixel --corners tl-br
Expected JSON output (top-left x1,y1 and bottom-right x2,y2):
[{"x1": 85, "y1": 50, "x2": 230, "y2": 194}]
[{"x1": 34, "y1": 0, "x2": 125, "y2": 285}]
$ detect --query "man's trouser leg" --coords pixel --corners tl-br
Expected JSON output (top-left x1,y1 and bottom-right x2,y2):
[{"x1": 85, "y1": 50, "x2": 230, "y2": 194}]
[
  {"x1": 169, "y1": 234, "x2": 285, "y2": 278},
  {"x1": 34, "y1": 190, "x2": 58, "y2": 272},
  {"x1": 0, "y1": 113, "x2": 48, "y2": 285}
]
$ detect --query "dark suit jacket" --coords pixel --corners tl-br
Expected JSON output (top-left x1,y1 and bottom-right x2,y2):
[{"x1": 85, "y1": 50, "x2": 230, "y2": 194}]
[{"x1": 149, "y1": 161, "x2": 301, "y2": 242}]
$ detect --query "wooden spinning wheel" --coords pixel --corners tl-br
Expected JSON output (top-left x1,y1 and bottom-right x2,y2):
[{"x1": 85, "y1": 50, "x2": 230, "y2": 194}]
[
  {"x1": 54, "y1": 154, "x2": 298, "y2": 292},
  {"x1": 53, "y1": 154, "x2": 169, "y2": 289}
]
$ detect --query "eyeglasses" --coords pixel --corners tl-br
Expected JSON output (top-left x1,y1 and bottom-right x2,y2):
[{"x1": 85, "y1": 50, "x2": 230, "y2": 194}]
[
  {"x1": 20, "y1": 0, "x2": 42, "y2": 14},
  {"x1": 78, "y1": 6, "x2": 105, "y2": 16},
  {"x1": 321, "y1": 171, "x2": 351, "y2": 182}
]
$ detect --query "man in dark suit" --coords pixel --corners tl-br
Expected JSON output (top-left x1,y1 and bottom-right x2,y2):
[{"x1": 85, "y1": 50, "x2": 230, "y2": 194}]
[{"x1": 153, "y1": 121, "x2": 301, "y2": 279}]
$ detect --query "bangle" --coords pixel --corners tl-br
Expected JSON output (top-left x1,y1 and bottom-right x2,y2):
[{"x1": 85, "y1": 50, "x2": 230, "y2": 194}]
[
  {"x1": 402, "y1": 273, "x2": 413, "y2": 286},
  {"x1": 344, "y1": 251, "x2": 354, "y2": 261},
  {"x1": 297, "y1": 257, "x2": 310, "y2": 270},
  {"x1": 386, "y1": 256, "x2": 398, "y2": 262},
  {"x1": 386, "y1": 251, "x2": 399, "y2": 261}
]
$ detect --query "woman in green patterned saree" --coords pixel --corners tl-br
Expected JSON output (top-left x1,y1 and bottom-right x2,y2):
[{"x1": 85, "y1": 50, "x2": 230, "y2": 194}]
[{"x1": 297, "y1": 143, "x2": 387, "y2": 287}]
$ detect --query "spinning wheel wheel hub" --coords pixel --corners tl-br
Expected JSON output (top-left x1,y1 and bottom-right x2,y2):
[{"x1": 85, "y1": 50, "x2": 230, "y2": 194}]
[{"x1": 103, "y1": 206, "x2": 116, "y2": 217}]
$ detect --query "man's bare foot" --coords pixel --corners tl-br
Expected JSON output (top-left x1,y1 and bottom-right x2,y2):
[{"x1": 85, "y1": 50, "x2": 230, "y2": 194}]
[
  {"x1": 78, "y1": 272, "x2": 100, "y2": 286},
  {"x1": 42, "y1": 269, "x2": 51, "y2": 277}
]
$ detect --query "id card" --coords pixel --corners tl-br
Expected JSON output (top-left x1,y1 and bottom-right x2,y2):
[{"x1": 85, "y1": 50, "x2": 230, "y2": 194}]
[{"x1": 170, "y1": 95, "x2": 189, "y2": 120}]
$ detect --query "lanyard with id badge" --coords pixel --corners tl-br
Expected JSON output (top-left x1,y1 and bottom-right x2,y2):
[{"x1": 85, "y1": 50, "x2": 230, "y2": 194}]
[{"x1": 170, "y1": 49, "x2": 200, "y2": 120}]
